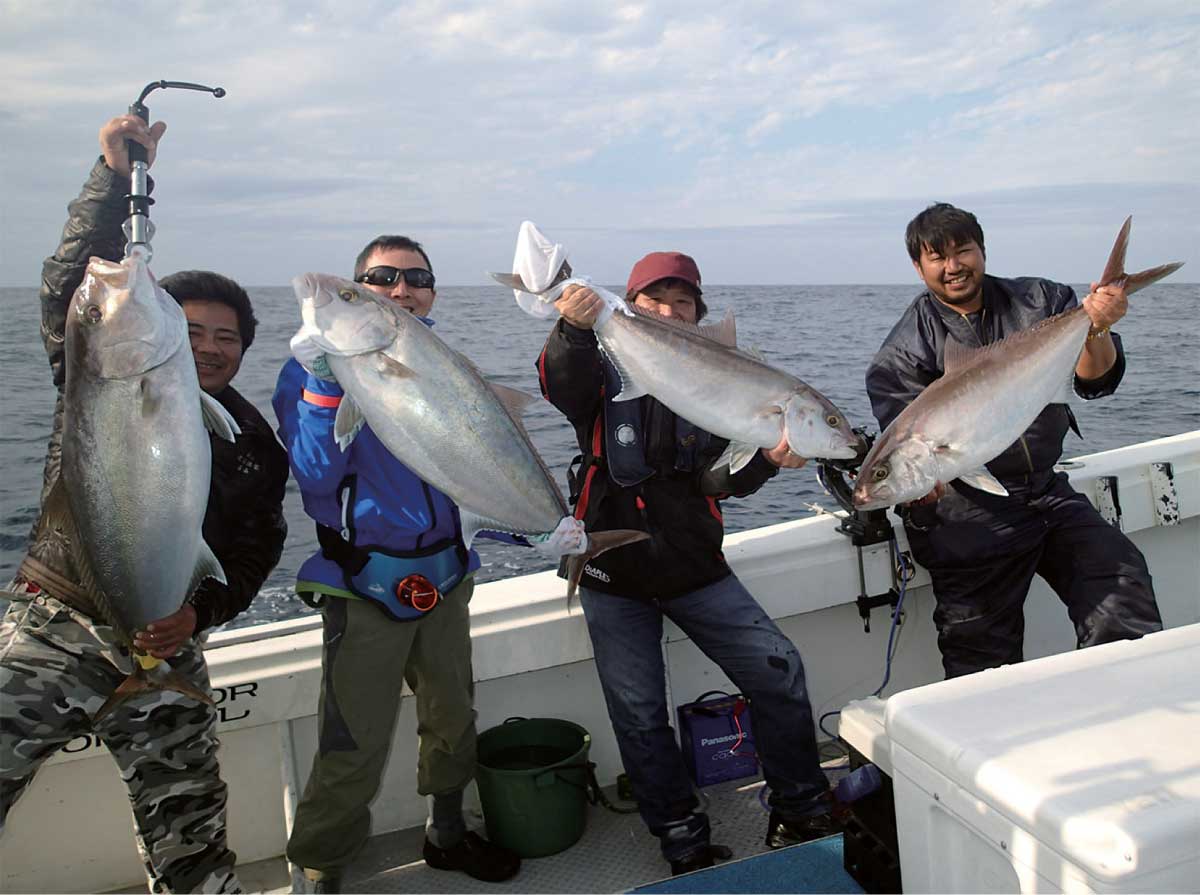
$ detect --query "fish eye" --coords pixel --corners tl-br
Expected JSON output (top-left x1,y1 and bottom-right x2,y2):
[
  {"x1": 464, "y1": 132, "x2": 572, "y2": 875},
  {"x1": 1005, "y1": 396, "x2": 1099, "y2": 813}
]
[
  {"x1": 872, "y1": 466, "x2": 889, "y2": 481},
  {"x1": 825, "y1": 414, "x2": 841, "y2": 427},
  {"x1": 338, "y1": 289, "x2": 356, "y2": 302},
  {"x1": 84, "y1": 305, "x2": 103, "y2": 324}
]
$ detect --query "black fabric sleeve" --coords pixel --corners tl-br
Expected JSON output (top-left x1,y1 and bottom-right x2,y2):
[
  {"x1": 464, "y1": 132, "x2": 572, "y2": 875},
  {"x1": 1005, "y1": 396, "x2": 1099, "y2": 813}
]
[
  {"x1": 865, "y1": 341, "x2": 936, "y2": 433},
  {"x1": 32, "y1": 159, "x2": 134, "y2": 515},
  {"x1": 537, "y1": 319, "x2": 604, "y2": 428},
  {"x1": 189, "y1": 428, "x2": 290, "y2": 632},
  {"x1": 1073, "y1": 331, "x2": 1126, "y2": 399},
  {"x1": 39, "y1": 158, "x2": 136, "y2": 387}
]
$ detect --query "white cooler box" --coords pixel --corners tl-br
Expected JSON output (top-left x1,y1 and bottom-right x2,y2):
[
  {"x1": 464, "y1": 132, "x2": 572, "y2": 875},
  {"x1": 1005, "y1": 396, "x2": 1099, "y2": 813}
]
[{"x1": 885, "y1": 624, "x2": 1200, "y2": 894}]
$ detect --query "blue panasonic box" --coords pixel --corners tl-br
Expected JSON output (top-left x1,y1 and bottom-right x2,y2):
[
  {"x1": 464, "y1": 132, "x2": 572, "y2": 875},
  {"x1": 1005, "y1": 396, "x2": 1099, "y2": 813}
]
[{"x1": 677, "y1": 691, "x2": 758, "y2": 787}]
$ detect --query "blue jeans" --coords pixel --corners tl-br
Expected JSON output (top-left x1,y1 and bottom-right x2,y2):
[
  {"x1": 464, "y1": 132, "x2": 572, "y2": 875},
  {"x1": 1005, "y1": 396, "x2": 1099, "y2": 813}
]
[{"x1": 580, "y1": 574, "x2": 829, "y2": 861}]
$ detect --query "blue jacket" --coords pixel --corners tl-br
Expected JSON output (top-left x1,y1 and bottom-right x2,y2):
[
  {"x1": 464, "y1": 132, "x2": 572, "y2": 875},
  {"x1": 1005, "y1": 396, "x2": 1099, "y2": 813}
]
[{"x1": 273, "y1": 357, "x2": 483, "y2": 594}]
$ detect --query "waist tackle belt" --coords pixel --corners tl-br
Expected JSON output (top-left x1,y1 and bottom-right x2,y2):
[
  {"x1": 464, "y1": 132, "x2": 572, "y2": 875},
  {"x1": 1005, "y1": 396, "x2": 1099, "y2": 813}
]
[{"x1": 347, "y1": 541, "x2": 466, "y2": 621}]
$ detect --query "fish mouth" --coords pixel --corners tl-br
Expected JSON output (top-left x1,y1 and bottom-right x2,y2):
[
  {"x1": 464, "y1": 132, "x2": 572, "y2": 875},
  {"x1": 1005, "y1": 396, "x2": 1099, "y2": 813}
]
[
  {"x1": 825, "y1": 444, "x2": 860, "y2": 460},
  {"x1": 852, "y1": 492, "x2": 890, "y2": 511}
]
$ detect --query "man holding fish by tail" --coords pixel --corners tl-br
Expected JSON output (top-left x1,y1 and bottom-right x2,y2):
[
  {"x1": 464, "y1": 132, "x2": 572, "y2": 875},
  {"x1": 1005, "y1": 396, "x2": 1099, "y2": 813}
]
[
  {"x1": 528, "y1": 242, "x2": 846, "y2": 877},
  {"x1": 862, "y1": 203, "x2": 1172, "y2": 680}
]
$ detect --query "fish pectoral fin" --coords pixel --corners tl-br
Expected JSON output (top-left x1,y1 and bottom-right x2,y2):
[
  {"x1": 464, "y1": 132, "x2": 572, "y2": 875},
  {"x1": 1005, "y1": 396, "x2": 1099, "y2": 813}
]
[
  {"x1": 599, "y1": 347, "x2": 650, "y2": 402},
  {"x1": 200, "y1": 391, "x2": 241, "y2": 442},
  {"x1": 189, "y1": 541, "x2": 227, "y2": 596},
  {"x1": 333, "y1": 395, "x2": 367, "y2": 450},
  {"x1": 488, "y1": 381, "x2": 539, "y2": 417},
  {"x1": 956, "y1": 467, "x2": 1009, "y2": 496},
  {"x1": 377, "y1": 355, "x2": 417, "y2": 378},
  {"x1": 714, "y1": 441, "x2": 761, "y2": 475}
]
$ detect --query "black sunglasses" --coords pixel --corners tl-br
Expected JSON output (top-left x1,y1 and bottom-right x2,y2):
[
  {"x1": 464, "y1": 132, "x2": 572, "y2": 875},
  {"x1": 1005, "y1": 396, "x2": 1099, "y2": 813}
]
[{"x1": 355, "y1": 265, "x2": 436, "y2": 290}]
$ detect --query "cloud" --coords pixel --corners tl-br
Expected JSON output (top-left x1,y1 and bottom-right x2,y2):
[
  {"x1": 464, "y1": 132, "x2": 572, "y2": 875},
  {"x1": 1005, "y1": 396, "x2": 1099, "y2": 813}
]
[{"x1": 2, "y1": 0, "x2": 1196, "y2": 286}]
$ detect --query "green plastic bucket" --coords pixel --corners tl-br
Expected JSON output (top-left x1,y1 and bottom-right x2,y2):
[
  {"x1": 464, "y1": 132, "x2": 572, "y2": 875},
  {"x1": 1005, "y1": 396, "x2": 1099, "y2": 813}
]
[{"x1": 475, "y1": 717, "x2": 592, "y2": 858}]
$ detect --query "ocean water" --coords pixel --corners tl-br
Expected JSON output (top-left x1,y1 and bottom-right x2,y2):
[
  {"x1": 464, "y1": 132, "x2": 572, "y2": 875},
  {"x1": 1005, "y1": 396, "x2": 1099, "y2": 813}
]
[{"x1": 1, "y1": 283, "x2": 1196, "y2": 631}]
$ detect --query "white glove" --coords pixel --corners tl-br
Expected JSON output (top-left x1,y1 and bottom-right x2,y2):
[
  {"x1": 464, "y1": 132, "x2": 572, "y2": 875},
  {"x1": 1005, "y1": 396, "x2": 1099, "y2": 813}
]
[
  {"x1": 529, "y1": 516, "x2": 589, "y2": 558},
  {"x1": 511, "y1": 221, "x2": 571, "y2": 319},
  {"x1": 290, "y1": 324, "x2": 335, "y2": 381}
]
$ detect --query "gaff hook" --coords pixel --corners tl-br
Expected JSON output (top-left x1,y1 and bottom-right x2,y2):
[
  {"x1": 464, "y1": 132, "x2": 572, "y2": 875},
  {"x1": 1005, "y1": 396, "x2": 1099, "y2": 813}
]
[{"x1": 123, "y1": 80, "x2": 226, "y2": 259}]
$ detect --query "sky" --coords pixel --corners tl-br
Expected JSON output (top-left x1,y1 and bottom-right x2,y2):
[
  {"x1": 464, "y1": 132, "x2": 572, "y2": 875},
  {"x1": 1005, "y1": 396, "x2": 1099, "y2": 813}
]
[{"x1": 2, "y1": 0, "x2": 1197, "y2": 287}]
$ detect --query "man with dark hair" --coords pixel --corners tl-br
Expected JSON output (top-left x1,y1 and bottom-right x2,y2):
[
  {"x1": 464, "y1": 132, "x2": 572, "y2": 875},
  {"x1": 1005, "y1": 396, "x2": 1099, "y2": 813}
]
[
  {"x1": 353, "y1": 234, "x2": 433, "y2": 281},
  {"x1": 0, "y1": 115, "x2": 289, "y2": 893},
  {"x1": 865, "y1": 202, "x2": 1161, "y2": 679},
  {"x1": 274, "y1": 236, "x2": 522, "y2": 892},
  {"x1": 536, "y1": 252, "x2": 840, "y2": 877}
]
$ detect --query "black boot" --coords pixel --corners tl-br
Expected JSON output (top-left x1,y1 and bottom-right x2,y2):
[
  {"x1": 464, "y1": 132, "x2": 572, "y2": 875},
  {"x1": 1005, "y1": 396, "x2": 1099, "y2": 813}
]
[
  {"x1": 764, "y1": 809, "x2": 844, "y2": 848},
  {"x1": 423, "y1": 831, "x2": 521, "y2": 882},
  {"x1": 669, "y1": 844, "x2": 731, "y2": 876}
]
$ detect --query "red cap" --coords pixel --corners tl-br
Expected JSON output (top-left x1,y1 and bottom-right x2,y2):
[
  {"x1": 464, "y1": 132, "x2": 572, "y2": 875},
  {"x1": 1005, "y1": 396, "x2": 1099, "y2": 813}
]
[{"x1": 625, "y1": 251, "x2": 702, "y2": 297}]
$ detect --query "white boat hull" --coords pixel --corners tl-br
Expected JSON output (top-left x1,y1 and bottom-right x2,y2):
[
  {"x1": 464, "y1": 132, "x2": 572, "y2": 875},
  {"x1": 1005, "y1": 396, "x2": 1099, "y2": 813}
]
[{"x1": 3, "y1": 432, "x2": 1198, "y2": 893}]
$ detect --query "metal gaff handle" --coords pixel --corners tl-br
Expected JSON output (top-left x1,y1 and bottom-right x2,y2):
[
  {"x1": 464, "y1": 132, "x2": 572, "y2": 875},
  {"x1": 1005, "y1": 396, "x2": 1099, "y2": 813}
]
[{"x1": 123, "y1": 80, "x2": 226, "y2": 258}]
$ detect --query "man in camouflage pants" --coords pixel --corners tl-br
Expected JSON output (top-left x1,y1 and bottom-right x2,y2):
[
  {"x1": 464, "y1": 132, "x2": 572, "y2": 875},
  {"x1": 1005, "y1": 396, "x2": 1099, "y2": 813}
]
[
  {"x1": 0, "y1": 115, "x2": 288, "y2": 892},
  {"x1": 1, "y1": 589, "x2": 238, "y2": 892}
]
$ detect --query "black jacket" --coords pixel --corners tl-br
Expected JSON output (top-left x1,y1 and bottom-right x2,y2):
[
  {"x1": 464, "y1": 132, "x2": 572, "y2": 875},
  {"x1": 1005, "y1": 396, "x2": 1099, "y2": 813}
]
[
  {"x1": 24, "y1": 157, "x2": 288, "y2": 632},
  {"x1": 537, "y1": 319, "x2": 778, "y2": 600},
  {"x1": 865, "y1": 275, "x2": 1125, "y2": 488}
]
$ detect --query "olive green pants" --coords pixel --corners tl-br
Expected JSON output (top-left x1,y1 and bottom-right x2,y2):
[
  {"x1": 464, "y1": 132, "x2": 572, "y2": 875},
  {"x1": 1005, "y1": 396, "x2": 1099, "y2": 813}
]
[{"x1": 286, "y1": 576, "x2": 477, "y2": 873}]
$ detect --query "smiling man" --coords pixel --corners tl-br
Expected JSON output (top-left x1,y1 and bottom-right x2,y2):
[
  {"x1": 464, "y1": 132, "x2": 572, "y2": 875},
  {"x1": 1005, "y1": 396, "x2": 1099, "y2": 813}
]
[
  {"x1": 0, "y1": 115, "x2": 289, "y2": 893},
  {"x1": 273, "y1": 235, "x2": 523, "y2": 893},
  {"x1": 864, "y1": 203, "x2": 1161, "y2": 680}
]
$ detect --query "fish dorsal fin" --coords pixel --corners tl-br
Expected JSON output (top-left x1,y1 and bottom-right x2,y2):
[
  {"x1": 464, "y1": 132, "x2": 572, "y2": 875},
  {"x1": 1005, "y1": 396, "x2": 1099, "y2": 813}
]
[
  {"x1": 334, "y1": 394, "x2": 367, "y2": 450},
  {"x1": 200, "y1": 391, "x2": 241, "y2": 443},
  {"x1": 746, "y1": 345, "x2": 767, "y2": 363},
  {"x1": 627, "y1": 302, "x2": 736, "y2": 346},
  {"x1": 703, "y1": 309, "x2": 737, "y2": 347},
  {"x1": 188, "y1": 541, "x2": 227, "y2": 598},
  {"x1": 1098, "y1": 216, "x2": 1131, "y2": 287},
  {"x1": 488, "y1": 381, "x2": 539, "y2": 418},
  {"x1": 598, "y1": 344, "x2": 650, "y2": 403},
  {"x1": 942, "y1": 338, "x2": 987, "y2": 374}
]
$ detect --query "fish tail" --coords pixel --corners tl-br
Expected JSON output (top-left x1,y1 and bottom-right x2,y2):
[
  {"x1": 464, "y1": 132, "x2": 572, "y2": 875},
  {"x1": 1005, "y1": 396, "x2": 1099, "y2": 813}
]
[
  {"x1": 564, "y1": 528, "x2": 651, "y2": 604},
  {"x1": 1097, "y1": 216, "x2": 1184, "y2": 295},
  {"x1": 92, "y1": 654, "x2": 216, "y2": 723}
]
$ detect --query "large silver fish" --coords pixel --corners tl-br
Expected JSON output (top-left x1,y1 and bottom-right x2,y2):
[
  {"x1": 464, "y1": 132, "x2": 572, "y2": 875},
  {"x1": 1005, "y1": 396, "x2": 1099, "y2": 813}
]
[
  {"x1": 54, "y1": 253, "x2": 238, "y2": 718},
  {"x1": 292, "y1": 273, "x2": 646, "y2": 595},
  {"x1": 492, "y1": 262, "x2": 865, "y2": 473},
  {"x1": 853, "y1": 218, "x2": 1183, "y2": 510}
]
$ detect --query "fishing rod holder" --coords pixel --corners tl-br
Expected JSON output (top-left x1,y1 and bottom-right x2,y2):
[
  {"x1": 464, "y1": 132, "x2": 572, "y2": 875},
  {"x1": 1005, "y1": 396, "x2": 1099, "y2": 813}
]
[
  {"x1": 816, "y1": 428, "x2": 903, "y2": 632},
  {"x1": 123, "y1": 80, "x2": 226, "y2": 258}
]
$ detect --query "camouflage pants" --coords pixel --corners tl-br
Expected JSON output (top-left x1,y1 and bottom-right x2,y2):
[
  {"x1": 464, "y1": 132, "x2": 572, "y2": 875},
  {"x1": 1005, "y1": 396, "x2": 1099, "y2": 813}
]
[{"x1": 0, "y1": 586, "x2": 241, "y2": 893}]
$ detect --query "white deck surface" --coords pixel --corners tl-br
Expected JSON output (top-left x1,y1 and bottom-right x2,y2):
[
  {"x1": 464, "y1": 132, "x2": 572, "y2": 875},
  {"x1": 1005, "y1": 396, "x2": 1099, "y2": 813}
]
[{"x1": 110, "y1": 755, "x2": 851, "y2": 894}]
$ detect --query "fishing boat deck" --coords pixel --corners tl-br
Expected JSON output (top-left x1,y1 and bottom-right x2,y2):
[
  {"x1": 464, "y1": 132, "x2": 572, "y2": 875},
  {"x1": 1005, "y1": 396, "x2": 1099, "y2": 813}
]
[{"x1": 111, "y1": 759, "x2": 856, "y2": 894}]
